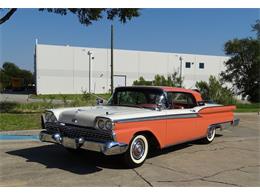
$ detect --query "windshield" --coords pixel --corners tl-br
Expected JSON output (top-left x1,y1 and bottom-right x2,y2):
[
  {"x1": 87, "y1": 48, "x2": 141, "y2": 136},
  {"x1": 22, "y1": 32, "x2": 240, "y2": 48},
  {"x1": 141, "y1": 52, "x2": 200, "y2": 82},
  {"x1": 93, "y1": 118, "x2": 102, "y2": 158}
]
[{"x1": 107, "y1": 87, "x2": 165, "y2": 109}]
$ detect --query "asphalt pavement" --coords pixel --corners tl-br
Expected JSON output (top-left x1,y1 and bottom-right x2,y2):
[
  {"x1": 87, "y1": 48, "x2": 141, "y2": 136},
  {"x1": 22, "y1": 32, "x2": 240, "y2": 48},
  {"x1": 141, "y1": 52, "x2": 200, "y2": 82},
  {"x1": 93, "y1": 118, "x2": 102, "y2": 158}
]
[{"x1": 0, "y1": 113, "x2": 259, "y2": 186}]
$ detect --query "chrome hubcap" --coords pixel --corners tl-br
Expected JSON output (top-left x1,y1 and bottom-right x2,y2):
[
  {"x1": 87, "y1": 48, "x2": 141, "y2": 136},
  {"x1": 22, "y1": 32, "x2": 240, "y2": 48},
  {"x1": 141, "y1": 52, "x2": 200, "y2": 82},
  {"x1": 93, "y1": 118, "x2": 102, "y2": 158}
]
[{"x1": 131, "y1": 138, "x2": 145, "y2": 160}]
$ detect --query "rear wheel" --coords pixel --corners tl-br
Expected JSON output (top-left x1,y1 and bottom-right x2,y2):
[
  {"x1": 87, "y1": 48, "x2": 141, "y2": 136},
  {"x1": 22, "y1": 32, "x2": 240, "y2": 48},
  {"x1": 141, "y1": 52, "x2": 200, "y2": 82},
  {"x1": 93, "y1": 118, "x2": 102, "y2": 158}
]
[
  {"x1": 123, "y1": 135, "x2": 149, "y2": 168},
  {"x1": 202, "y1": 126, "x2": 216, "y2": 144}
]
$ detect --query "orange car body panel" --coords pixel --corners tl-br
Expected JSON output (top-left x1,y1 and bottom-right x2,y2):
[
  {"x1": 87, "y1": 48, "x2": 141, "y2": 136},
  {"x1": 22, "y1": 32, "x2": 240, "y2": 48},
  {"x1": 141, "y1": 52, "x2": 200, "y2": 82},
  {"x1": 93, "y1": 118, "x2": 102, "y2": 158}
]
[
  {"x1": 165, "y1": 117, "x2": 204, "y2": 146},
  {"x1": 114, "y1": 119, "x2": 166, "y2": 148}
]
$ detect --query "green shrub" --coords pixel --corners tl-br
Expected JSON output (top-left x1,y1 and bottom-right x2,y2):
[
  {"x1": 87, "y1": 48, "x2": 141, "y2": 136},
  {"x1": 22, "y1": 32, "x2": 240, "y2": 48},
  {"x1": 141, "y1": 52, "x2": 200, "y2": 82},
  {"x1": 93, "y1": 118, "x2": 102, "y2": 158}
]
[
  {"x1": 133, "y1": 76, "x2": 152, "y2": 86},
  {"x1": 133, "y1": 72, "x2": 184, "y2": 87},
  {"x1": 81, "y1": 90, "x2": 91, "y2": 102},
  {"x1": 60, "y1": 94, "x2": 68, "y2": 106},
  {"x1": 196, "y1": 76, "x2": 237, "y2": 105}
]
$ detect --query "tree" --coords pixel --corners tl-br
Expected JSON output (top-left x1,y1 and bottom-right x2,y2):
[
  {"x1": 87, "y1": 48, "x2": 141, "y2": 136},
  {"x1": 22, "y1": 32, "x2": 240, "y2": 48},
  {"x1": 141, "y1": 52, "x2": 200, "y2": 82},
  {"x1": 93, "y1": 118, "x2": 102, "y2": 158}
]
[
  {"x1": 195, "y1": 80, "x2": 209, "y2": 100},
  {"x1": 167, "y1": 71, "x2": 184, "y2": 87},
  {"x1": 2, "y1": 62, "x2": 20, "y2": 76},
  {"x1": 133, "y1": 76, "x2": 152, "y2": 86},
  {"x1": 220, "y1": 20, "x2": 260, "y2": 103},
  {"x1": 0, "y1": 62, "x2": 33, "y2": 89},
  {"x1": 153, "y1": 75, "x2": 168, "y2": 86},
  {"x1": 195, "y1": 76, "x2": 236, "y2": 105},
  {"x1": 0, "y1": 8, "x2": 17, "y2": 25},
  {"x1": 252, "y1": 19, "x2": 260, "y2": 39},
  {"x1": 153, "y1": 72, "x2": 183, "y2": 87},
  {"x1": 0, "y1": 8, "x2": 140, "y2": 26}
]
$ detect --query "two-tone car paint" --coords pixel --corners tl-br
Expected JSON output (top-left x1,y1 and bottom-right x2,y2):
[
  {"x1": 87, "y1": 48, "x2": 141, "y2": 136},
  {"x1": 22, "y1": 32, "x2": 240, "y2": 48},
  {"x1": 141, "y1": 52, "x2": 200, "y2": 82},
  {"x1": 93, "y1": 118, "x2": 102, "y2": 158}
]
[{"x1": 39, "y1": 86, "x2": 238, "y2": 167}]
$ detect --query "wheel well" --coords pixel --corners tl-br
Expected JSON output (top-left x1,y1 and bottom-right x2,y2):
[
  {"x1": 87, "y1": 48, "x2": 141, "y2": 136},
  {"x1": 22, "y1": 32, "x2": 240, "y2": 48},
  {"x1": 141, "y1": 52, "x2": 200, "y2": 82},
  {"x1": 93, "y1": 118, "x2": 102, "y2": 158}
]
[{"x1": 134, "y1": 130, "x2": 161, "y2": 150}]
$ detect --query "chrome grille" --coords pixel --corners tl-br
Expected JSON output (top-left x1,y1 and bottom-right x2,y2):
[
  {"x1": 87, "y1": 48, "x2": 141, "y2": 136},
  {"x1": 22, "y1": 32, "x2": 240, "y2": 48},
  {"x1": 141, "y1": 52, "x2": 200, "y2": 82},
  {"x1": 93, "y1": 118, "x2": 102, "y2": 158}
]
[{"x1": 45, "y1": 122, "x2": 114, "y2": 143}]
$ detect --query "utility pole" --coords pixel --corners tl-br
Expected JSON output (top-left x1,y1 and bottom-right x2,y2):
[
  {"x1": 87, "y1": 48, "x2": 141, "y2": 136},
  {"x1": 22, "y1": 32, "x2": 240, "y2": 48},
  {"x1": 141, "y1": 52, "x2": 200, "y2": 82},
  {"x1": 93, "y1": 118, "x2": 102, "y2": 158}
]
[
  {"x1": 88, "y1": 51, "x2": 93, "y2": 93},
  {"x1": 110, "y1": 24, "x2": 114, "y2": 94},
  {"x1": 179, "y1": 56, "x2": 183, "y2": 87}
]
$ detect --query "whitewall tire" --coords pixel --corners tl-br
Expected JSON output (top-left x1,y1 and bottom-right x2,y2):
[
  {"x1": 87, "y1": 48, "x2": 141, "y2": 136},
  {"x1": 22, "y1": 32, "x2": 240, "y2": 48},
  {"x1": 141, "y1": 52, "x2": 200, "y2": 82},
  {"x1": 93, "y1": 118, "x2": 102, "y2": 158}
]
[
  {"x1": 123, "y1": 135, "x2": 149, "y2": 168},
  {"x1": 203, "y1": 126, "x2": 216, "y2": 143}
]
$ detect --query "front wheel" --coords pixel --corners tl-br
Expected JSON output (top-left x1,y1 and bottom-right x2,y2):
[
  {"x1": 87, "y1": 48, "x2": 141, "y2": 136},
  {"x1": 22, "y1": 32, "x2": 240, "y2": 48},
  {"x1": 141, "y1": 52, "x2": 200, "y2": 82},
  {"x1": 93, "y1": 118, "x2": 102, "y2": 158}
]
[{"x1": 123, "y1": 135, "x2": 149, "y2": 168}]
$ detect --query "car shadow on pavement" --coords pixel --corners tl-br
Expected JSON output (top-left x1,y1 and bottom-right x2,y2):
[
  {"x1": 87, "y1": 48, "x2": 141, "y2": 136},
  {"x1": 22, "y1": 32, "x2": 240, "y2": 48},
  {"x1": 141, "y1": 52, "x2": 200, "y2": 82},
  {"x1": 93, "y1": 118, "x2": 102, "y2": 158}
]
[
  {"x1": 149, "y1": 142, "x2": 194, "y2": 158},
  {"x1": 6, "y1": 134, "x2": 223, "y2": 174},
  {"x1": 148, "y1": 133, "x2": 223, "y2": 157},
  {"x1": 6, "y1": 144, "x2": 126, "y2": 175}
]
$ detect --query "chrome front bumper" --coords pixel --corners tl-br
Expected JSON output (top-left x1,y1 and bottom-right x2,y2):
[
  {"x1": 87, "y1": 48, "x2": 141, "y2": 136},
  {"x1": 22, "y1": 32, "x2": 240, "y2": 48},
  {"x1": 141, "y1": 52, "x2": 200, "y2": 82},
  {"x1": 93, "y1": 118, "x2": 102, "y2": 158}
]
[{"x1": 39, "y1": 130, "x2": 128, "y2": 155}]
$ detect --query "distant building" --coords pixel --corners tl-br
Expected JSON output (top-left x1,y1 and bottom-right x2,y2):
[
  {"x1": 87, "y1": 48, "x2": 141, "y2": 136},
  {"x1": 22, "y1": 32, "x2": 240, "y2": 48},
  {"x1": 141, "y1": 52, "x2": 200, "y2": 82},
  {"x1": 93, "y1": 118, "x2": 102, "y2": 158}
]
[{"x1": 35, "y1": 43, "x2": 229, "y2": 94}]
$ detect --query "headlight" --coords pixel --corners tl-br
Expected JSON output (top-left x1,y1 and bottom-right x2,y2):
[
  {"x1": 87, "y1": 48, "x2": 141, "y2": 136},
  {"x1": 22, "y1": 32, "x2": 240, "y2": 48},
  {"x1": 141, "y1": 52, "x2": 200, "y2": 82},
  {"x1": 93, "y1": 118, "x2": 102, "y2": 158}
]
[
  {"x1": 105, "y1": 120, "x2": 113, "y2": 130},
  {"x1": 98, "y1": 119, "x2": 105, "y2": 129},
  {"x1": 45, "y1": 112, "x2": 57, "y2": 123},
  {"x1": 96, "y1": 118, "x2": 113, "y2": 130}
]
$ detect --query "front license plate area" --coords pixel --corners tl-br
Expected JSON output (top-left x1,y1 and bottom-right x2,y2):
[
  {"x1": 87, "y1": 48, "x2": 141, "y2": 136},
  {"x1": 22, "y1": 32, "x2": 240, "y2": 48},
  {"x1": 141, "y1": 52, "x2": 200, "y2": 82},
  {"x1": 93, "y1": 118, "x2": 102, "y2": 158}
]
[{"x1": 62, "y1": 137, "x2": 77, "y2": 149}]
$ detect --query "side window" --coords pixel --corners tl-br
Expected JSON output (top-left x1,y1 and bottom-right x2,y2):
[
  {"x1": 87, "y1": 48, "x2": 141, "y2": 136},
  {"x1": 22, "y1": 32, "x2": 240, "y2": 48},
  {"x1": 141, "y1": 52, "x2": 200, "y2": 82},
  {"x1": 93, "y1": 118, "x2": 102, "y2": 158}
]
[
  {"x1": 167, "y1": 92, "x2": 173, "y2": 104},
  {"x1": 167, "y1": 92, "x2": 197, "y2": 109}
]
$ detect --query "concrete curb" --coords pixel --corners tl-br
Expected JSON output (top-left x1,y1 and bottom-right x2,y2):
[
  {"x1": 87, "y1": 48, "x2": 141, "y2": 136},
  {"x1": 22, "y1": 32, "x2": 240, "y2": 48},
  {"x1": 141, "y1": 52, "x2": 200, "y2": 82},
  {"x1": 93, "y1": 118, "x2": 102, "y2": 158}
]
[{"x1": 0, "y1": 129, "x2": 42, "y2": 135}]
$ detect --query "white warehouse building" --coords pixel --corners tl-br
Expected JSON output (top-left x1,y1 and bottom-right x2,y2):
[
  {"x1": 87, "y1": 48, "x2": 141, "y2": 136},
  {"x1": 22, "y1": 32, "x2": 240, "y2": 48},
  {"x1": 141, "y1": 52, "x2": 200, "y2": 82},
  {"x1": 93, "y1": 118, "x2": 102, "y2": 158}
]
[{"x1": 35, "y1": 43, "x2": 229, "y2": 94}]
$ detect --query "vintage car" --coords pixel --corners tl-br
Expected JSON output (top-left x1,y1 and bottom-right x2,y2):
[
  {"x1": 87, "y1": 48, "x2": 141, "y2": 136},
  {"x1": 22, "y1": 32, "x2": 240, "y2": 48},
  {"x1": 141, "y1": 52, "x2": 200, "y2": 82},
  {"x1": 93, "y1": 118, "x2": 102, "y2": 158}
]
[{"x1": 39, "y1": 86, "x2": 239, "y2": 167}]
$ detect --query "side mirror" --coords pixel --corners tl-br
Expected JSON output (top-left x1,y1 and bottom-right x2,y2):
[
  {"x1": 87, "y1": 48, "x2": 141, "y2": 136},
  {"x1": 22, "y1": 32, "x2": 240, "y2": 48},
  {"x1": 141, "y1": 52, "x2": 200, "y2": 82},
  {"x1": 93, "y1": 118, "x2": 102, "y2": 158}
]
[
  {"x1": 197, "y1": 101, "x2": 205, "y2": 106},
  {"x1": 96, "y1": 98, "x2": 104, "y2": 105}
]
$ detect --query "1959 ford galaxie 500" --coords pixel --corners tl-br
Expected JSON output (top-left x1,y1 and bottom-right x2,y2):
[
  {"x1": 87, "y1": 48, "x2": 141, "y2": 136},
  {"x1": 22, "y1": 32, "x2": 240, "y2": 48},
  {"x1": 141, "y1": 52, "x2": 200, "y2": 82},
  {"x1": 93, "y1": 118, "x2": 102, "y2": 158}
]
[{"x1": 39, "y1": 86, "x2": 239, "y2": 167}]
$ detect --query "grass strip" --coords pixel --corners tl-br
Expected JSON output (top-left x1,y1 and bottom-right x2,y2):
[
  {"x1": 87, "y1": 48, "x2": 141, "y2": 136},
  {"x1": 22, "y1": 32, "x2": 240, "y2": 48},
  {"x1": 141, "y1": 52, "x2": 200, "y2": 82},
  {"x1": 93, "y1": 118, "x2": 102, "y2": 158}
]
[{"x1": 0, "y1": 113, "x2": 42, "y2": 131}]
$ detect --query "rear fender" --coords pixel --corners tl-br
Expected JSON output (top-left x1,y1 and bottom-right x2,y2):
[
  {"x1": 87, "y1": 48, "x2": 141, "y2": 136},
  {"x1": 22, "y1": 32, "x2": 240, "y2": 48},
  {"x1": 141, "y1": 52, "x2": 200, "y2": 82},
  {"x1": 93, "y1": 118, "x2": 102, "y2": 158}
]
[
  {"x1": 198, "y1": 105, "x2": 236, "y2": 115},
  {"x1": 198, "y1": 105, "x2": 236, "y2": 135}
]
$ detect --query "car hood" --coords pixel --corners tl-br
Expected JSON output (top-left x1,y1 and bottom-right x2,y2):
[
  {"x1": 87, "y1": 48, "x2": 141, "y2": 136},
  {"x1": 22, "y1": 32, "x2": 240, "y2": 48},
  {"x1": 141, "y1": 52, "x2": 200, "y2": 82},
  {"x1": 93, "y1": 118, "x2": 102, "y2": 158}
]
[{"x1": 50, "y1": 106, "x2": 153, "y2": 127}]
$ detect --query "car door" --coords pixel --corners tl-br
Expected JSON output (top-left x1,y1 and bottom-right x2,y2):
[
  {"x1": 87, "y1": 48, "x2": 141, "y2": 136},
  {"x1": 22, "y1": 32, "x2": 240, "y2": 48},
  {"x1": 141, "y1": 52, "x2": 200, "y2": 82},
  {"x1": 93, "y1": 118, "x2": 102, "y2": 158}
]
[{"x1": 165, "y1": 92, "x2": 204, "y2": 146}]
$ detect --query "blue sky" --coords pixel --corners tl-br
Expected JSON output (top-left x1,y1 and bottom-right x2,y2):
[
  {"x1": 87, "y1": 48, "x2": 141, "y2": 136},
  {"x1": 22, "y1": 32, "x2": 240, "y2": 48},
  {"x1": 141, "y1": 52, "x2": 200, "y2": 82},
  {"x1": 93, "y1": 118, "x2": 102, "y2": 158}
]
[{"x1": 0, "y1": 8, "x2": 259, "y2": 71}]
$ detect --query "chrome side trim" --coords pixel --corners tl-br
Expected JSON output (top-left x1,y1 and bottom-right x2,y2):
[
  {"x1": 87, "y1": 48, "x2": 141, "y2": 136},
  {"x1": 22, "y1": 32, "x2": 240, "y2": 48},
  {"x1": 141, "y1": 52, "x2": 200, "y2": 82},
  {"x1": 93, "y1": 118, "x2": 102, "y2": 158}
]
[
  {"x1": 114, "y1": 113, "x2": 199, "y2": 123},
  {"x1": 39, "y1": 131, "x2": 128, "y2": 155}
]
